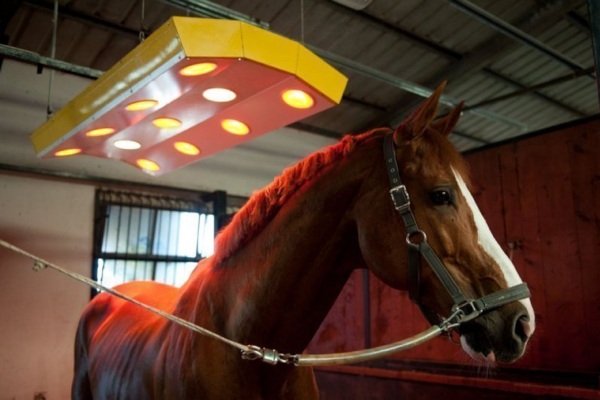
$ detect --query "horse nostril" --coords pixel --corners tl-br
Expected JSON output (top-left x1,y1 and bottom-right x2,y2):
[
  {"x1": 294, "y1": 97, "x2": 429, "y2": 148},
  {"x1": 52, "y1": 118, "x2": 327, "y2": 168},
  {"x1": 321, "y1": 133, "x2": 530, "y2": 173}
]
[{"x1": 514, "y1": 314, "x2": 531, "y2": 343}]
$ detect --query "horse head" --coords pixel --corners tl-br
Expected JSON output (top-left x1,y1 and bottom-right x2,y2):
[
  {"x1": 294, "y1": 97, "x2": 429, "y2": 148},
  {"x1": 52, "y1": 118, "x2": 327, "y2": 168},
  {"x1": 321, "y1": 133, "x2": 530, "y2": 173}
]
[{"x1": 354, "y1": 83, "x2": 535, "y2": 364}]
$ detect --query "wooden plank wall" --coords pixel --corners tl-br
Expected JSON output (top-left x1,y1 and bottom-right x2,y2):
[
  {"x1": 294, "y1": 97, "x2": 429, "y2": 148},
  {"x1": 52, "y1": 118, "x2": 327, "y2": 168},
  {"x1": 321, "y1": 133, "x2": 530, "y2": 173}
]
[{"x1": 307, "y1": 117, "x2": 600, "y2": 398}]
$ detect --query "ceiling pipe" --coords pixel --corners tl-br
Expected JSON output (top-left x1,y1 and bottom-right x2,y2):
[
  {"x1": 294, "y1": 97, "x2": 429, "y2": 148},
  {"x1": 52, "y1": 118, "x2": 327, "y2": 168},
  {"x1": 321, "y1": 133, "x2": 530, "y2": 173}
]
[
  {"x1": 6, "y1": 0, "x2": 528, "y2": 133},
  {"x1": 0, "y1": 0, "x2": 25, "y2": 69},
  {"x1": 367, "y1": 0, "x2": 588, "y2": 131},
  {"x1": 448, "y1": 0, "x2": 593, "y2": 79},
  {"x1": 0, "y1": 44, "x2": 103, "y2": 78},
  {"x1": 309, "y1": 46, "x2": 528, "y2": 131},
  {"x1": 157, "y1": 0, "x2": 446, "y2": 102},
  {"x1": 587, "y1": 0, "x2": 600, "y2": 108},
  {"x1": 156, "y1": 0, "x2": 527, "y2": 131},
  {"x1": 156, "y1": 0, "x2": 269, "y2": 28},
  {"x1": 478, "y1": 67, "x2": 591, "y2": 117},
  {"x1": 326, "y1": 0, "x2": 461, "y2": 61}
]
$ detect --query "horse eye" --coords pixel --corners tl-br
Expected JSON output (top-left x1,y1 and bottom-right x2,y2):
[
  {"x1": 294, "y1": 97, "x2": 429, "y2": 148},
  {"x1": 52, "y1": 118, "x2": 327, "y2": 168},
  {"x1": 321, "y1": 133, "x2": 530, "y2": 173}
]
[{"x1": 430, "y1": 188, "x2": 453, "y2": 206}]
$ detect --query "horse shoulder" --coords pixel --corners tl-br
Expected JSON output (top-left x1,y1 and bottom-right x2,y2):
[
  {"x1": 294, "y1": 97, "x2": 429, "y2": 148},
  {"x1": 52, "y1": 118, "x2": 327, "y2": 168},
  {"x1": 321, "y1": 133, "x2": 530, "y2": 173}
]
[
  {"x1": 83, "y1": 281, "x2": 178, "y2": 333},
  {"x1": 77, "y1": 282, "x2": 181, "y2": 397}
]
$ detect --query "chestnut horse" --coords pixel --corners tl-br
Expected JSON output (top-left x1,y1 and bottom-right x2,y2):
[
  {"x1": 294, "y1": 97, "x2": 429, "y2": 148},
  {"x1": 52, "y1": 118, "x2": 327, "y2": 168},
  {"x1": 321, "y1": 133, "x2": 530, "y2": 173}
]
[{"x1": 72, "y1": 84, "x2": 535, "y2": 399}]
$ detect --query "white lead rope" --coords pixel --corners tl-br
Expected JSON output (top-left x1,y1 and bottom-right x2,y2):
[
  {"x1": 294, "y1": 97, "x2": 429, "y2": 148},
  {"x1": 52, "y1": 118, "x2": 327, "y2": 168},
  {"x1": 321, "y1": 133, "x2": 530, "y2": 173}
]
[
  {"x1": 0, "y1": 239, "x2": 444, "y2": 366},
  {"x1": 0, "y1": 239, "x2": 249, "y2": 353}
]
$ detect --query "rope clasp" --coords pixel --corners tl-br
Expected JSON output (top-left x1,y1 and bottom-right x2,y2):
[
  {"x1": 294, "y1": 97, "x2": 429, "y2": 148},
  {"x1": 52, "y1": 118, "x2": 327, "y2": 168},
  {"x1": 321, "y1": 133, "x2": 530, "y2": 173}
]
[
  {"x1": 241, "y1": 345, "x2": 298, "y2": 365},
  {"x1": 32, "y1": 260, "x2": 48, "y2": 272}
]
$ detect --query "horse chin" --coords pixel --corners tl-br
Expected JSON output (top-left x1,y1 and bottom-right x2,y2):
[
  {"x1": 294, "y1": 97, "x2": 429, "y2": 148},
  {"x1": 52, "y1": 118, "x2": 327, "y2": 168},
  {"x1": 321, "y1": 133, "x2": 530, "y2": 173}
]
[{"x1": 460, "y1": 335, "x2": 497, "y2": 365}]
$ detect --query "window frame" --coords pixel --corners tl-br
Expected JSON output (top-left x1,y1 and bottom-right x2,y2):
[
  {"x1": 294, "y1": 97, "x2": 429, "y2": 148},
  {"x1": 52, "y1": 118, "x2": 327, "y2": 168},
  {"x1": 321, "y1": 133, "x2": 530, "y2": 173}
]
[{"x1": 91, "y1": 188, "x2": 215, "y2": 297}]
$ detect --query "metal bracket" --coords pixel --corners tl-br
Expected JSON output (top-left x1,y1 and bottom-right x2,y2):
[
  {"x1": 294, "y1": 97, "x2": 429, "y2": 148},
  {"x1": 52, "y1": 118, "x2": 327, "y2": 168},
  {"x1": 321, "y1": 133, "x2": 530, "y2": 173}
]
[{"x1": 453, "y1": 300, "x2": 484, "y2": 324}]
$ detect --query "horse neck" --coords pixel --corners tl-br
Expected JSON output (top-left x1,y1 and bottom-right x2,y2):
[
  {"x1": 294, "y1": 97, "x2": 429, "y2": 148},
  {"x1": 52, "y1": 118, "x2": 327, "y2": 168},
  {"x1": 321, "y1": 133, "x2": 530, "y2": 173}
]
[{"x1": 182, "y1": 144, "x2": 378, "y2": 353}]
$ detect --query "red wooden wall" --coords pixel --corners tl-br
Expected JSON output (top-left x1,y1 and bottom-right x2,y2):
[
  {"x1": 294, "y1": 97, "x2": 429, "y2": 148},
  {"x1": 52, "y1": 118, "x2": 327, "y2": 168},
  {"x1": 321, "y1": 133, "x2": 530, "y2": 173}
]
[{"x1": 307, "y1": 116, "x2": 600, "y2": 399}]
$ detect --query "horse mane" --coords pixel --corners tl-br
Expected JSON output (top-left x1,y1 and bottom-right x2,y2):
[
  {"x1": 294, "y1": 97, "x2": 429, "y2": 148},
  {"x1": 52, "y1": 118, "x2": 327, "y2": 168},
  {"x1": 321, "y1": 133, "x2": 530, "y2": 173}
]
[{"x1": 213, "y1": 128, "x2": 390, "y2": 264}]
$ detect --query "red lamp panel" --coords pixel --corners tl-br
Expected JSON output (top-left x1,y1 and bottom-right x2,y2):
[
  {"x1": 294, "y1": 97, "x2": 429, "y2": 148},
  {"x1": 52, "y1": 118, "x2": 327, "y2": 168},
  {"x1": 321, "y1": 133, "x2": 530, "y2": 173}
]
[{"x1": 50, "y1": 57, "x2": 335, "y2": 175}]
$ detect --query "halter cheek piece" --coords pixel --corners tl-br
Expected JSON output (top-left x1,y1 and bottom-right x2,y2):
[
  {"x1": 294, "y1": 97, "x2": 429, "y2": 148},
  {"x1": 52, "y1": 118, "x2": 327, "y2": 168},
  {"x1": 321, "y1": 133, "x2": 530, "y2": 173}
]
[{"x1": 383, "y1": 133, "x2": 530, "y2": 328}]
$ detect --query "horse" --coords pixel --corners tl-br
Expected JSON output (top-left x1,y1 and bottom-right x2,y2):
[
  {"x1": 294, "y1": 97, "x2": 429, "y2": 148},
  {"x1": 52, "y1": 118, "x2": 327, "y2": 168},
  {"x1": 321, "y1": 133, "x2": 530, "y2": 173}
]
[{"x1": 72, "y1": 83, "x2": 535, "y2": 399}]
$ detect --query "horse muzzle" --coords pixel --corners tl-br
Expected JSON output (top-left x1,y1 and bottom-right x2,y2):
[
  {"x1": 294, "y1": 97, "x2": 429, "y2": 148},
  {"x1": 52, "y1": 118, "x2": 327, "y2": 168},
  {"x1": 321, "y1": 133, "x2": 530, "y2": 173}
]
[{"x1": 457, "y1": 302, "x2": 533, "y2": 364}]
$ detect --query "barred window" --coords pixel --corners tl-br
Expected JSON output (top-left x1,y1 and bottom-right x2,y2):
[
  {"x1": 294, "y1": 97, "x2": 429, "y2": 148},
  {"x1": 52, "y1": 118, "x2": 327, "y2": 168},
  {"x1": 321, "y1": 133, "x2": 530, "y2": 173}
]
[{"x1": 92, "y1": 189, "x2": 215, "y2": 291}]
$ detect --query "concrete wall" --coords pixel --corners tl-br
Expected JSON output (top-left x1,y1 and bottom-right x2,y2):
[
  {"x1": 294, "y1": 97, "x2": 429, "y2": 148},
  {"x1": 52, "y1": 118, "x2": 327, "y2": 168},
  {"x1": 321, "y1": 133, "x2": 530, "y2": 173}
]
[{"x1": 0, "y1": 173, "x2": 94, "y2": 399}]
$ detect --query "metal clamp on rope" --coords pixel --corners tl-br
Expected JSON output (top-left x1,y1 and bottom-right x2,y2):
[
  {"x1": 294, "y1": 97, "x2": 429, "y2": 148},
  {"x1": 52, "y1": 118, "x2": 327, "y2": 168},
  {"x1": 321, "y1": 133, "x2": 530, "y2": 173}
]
[
  {"x1": 439, "y1": 300, "x2": 485, "y2": 332},
  {"x1": 32, "y1": 260, "x2": 48, "y2": 272},
  {"x1": 241, "y1": 345, "x2": 298, "y2": 365},
  {"x1": 389, "y1": 185, "x2": 411, "y2": 212},
  {"x1": 453, "y1": 300, "x2": 484, "y2": 323}
]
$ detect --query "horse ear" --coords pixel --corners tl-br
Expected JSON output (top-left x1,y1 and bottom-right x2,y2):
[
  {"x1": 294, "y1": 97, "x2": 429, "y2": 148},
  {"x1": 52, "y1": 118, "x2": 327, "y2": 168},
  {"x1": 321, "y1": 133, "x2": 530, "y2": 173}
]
[
  {"x1": 394, "y1": 81, "x2": 446, "y2": 143},
  {"x1": 431, "y1": 101, "x2": 464, "y2": 137}
]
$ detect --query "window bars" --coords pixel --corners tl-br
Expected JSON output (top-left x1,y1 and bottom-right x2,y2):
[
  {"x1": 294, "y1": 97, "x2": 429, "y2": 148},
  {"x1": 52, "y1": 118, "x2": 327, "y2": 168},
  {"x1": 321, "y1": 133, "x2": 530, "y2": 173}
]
[{"x1": 92, "y1": 189, "x2": 215, "y2": 292}]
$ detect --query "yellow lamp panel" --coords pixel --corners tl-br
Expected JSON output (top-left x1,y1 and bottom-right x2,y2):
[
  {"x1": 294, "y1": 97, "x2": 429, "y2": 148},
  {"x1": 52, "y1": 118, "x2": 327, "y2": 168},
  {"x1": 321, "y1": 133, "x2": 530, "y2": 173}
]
[
  {"x1": 125, "y1": 100, "x2": 158, "y2": 111},
  {"x1": 221, "y1": 119, "x2": 250, "y2": 135},
  {"x1": 55, "y1": 148, "x2": 82, "y2": 157},
  {"x1": 153, "y1": 117, "x2": 182, "y2": 129},
  {"x1": 174, "y1": 141, "x2": 201, "y2": 156},
  {"x1": 29, "y1": 16, "x2": 348, "y2": 175},
  {"x1": 240, "y1": 23, "x2": 299, "y2": 75},
  {"x1": 282, "y1": 89, "x2": 314, "y2": 109},
  {"x1": 137, "y1": 159, "x2": 161, "y2": 172},
  {"x1": 30, "y1": 18, "x2": 185, "y2": 156},
  {"x1": 179, "y1": 62, "x2": 217, "y2": 76},
  {"x1": 173, "y1": 17, "x2": 244, "y2": 59},
  {"x1": 296, "y1": 46, "x2": 347, "y2": 104},
  {"x1": 86, "y1": 127, "x2": 116, "y2": 137}
]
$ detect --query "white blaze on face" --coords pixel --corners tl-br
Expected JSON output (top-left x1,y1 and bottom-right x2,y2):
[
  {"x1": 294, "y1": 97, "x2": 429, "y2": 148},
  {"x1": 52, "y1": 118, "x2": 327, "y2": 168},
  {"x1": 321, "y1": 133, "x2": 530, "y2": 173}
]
[{"x1": 452, "y1": 169, "x2": 536, "y2": 334}]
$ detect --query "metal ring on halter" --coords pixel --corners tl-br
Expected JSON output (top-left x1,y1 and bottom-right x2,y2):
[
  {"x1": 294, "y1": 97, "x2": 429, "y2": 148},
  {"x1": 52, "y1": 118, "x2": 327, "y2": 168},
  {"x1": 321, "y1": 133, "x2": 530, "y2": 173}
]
[{"x1": 406, "y1": 230, "x2": 427, "y2": 245}]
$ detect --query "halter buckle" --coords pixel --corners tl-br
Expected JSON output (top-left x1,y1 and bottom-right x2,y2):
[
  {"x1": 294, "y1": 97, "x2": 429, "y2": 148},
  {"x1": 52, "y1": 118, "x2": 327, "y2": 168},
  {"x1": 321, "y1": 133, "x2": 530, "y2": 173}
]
[{"x1": 390, "y1": 185, "x2": 411, "y2": 212}]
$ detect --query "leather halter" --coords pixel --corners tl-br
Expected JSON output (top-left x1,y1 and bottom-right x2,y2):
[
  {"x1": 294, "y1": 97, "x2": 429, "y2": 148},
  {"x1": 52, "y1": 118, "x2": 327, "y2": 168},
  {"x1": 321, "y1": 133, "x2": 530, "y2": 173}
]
[{"x1": 383, "y1": 133, "x2": 531, "y2": 327}]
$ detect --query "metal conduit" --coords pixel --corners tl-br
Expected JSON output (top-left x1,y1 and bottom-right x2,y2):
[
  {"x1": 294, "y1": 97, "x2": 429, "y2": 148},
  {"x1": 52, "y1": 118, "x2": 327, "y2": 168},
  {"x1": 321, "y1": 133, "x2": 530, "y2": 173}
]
[
  {"x1": 448, "y1": 0, "x2": 594, "y2": 80},
  {"x1": 157, "y1": 0, "x2": 269, "y2": 28},
  {"x1": 587, "y1": 0, "x2": 600, "y2": 107},
  {"x1": 0, "y1": 44, "x2": 103, "y2": 78},
  {"x1": 2, "y1": 0, "x2": 525, "y2": 131},
  {"x1": 310, "y1": 46, "x2": 528, "y2": 131},
  {"x1": 154, "y1": 0, "x2": 527, "y2": 130}
]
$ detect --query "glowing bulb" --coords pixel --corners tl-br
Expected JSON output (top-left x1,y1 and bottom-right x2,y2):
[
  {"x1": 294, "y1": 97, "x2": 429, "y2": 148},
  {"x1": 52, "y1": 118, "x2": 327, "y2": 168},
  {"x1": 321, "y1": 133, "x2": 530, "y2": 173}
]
[
  {"x1": 137, "y1": 159, "x2": 160, "y2": 172},
  {"x1": 114, "y1": 140, "x2": 141, "y2": 150},
  {"x1": 54, "y1": 148, "x2": 82, "y2": 157},
  {"x1": 152, "y1": 117, "x2": 182, "y2": 129},
  {"x1": 282, "y1": 90, "x2": 314, "y2": 109},
  {"x1": 125, "y1": 99, "x2": 158, "y2": 111},
  {"x1": 221, "y1": 119, "x2": 250, "y2": 136},
  {"x1": 179, "y1": 62, "x2": 217, "y2": 76},
  {"x1": 86, "y1": 127, "x2": 115, "y2": 137},
  {"x1": 203, "y1": 88, "x2": 237, "y2": 102},
  {"x1": 174, "y1": 141, "x2": 200, "y2": 156}
]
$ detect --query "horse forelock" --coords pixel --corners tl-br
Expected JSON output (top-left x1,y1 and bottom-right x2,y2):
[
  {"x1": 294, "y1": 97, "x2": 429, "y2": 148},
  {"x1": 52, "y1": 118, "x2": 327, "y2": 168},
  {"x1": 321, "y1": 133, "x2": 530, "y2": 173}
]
[
  {"x1": 213, "y1": 128, "x2": 390, "y2": 264},
  {"x1": 411, "y1": 128, "x2": 471, "y2": 187}
]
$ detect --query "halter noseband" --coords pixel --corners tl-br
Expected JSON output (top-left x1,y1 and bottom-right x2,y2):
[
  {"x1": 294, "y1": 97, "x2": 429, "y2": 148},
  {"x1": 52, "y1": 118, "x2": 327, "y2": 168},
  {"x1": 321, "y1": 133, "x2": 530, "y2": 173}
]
[{"x1": 383, "y1": 133, "x2": 531, "y2": 328}]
